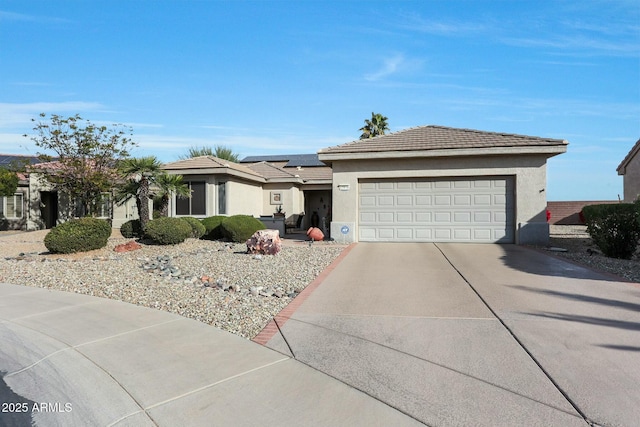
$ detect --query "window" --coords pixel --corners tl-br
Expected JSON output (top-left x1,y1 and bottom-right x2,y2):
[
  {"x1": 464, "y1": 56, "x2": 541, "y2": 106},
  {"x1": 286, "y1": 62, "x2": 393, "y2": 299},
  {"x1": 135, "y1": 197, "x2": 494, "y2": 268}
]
[
  {"x1": 218, "y1": 182, "x2": 226, "y2": 215},
  {"x1": 95, "y1": 193, "x2": 112, "y2": 218},
  {"x1": 176, "y1": 181, "x2": 206, "y2": 216},
  {"x1": 0, "y1": 193, "x2": 23, "y2": 218}
]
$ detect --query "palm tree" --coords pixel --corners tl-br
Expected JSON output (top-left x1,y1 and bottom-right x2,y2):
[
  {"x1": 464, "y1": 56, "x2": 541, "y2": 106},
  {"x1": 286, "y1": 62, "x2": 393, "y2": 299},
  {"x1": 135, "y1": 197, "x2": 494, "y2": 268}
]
[
  {"x1": 359, "y1": 112, "x2": 389, "y2": 139},
  {"x1": 116, "y1": 156, "x2": 163, "y2": 228},
  {"x1": 155, "y1": 173, "x2": 190, "y2": 217},
  {"x1": 179, "y1": 145, "x2": 240, "y2": 162}
]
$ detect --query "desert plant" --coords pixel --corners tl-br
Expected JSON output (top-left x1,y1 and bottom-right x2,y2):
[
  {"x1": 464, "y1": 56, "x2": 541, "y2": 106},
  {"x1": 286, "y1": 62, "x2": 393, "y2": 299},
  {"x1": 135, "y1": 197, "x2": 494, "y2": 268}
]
[
  {"x1": 144, "y1": 217, "x2": 192, "y2": 245},
  {"x1": 220, "y1": 215, "x2": 266, "y2": 243},
  {"x1": 201, "y1": 215, "x2": 227, "y2": 240},
  {"x1": 180, "y1": 216, "x2": 206, "y2": 239},
  {"x1": 44, "y1": 217, "x2": 111, "y2": 254},
  {"x1": 582, "y1": 203, "x2": 640, "y2": 259},
  {"x1": 120, "y1": 219, "x2": 143, "y2": 238}
]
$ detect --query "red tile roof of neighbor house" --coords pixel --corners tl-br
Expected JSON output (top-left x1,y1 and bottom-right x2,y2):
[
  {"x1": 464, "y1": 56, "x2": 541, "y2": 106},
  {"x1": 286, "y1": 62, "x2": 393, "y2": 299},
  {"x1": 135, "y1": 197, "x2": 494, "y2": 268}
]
[
  {"x1": 617, "y1": 138, "x2": 640, "y2": 175},
  {"x1": 319, "y1": 125, "x2": 568, "y2": 154}
]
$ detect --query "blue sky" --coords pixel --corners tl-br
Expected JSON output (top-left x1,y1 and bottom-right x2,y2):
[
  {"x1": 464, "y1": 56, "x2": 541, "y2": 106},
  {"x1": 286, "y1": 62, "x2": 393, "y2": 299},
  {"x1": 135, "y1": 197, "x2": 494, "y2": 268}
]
[{"x1": 0, "y1": 0, "x2": 638, "y2": 201}]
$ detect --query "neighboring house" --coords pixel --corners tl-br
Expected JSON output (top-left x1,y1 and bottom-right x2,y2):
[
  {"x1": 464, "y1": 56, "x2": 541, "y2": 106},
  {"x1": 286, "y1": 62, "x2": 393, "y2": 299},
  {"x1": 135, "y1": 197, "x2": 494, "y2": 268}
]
[
  {"x1": 617, "y1": 138, "x2": 640, "y2": 202},
  {"x1": 162, "y1": 154, "x2": 332, "y2": 233},
  {"x1": 0, "y1": 154, "x2": 43, "y2": 230},
  {"x1": 0, "y1": 154, "x2": 138, "y2": 230},
  {"x1": 318, "y1": 125, "x2": 567, "y2": 245}
]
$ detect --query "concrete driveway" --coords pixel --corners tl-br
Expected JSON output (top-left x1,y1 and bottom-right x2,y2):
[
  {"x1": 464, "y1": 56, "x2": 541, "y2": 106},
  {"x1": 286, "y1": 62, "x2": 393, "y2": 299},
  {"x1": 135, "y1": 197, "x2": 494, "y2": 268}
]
[{"x1": 260, "y1": 243, "x2": 640, "y2": 427}]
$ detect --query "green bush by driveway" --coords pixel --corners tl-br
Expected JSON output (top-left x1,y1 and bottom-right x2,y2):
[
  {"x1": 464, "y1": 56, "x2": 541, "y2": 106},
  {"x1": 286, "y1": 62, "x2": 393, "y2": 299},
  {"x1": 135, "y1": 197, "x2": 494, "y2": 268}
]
[{"x1": 582, "y1": 203, "x2": 640, "y2": 259}]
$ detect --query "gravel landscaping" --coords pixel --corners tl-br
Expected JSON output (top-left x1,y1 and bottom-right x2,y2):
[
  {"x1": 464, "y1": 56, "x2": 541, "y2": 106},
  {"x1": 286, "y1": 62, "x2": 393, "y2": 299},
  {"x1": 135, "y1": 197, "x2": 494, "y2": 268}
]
[
  {"x1": 1, "y1": 225, "x2": 637, "y2": 340},
  {"x1": 0, "y1": 230, "x2": 345, "y2": 339},
  {"x1": 542, "y1": 225, "x2": 640, "y2": 283}
]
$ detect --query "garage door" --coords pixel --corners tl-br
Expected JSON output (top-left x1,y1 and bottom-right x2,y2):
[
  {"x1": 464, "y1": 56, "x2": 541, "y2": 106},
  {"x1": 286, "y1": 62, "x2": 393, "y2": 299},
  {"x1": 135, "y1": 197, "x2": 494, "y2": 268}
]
[{"x1": 359, "y1": 177, "x2": 514, "y2": 243}]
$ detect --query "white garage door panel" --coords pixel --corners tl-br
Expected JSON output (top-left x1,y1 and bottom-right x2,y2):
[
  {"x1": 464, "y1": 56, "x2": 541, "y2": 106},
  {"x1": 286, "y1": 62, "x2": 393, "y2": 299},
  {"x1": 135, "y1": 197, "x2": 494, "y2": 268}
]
[{"x1": 358, "y1": 177, "x2": 514, "y2": 243}]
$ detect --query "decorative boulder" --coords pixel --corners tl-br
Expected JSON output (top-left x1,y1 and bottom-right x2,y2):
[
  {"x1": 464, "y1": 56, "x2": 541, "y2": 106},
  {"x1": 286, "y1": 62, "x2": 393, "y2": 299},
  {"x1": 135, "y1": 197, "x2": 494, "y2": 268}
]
[
  {"x1": 307, "y1": 227, "x2": 324, "y2": 241},
  {"x1": 246, "y1": 229, "x2": 282, "y2": 255},
  {"x1": 114, "y1": 240, "x2": 142, "y2": 253}
]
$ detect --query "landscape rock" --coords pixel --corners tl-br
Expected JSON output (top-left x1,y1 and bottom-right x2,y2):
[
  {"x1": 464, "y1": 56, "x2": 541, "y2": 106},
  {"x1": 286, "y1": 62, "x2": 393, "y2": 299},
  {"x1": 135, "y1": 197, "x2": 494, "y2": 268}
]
[
  {"x1": 246, "y1": 229, "x2": 282, "y2": 255},
  {"x1": 114, "y1": 241, "x2": 142, "y2": 253}
]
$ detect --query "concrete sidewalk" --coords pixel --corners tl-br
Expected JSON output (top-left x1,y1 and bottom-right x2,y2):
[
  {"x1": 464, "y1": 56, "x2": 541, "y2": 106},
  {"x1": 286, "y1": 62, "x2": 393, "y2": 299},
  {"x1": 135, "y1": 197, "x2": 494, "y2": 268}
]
[
  {"x1": 0, "y1": 283, "x2": 421, "y2": 426},
  {"x1": 263, "y1": 243, "x2": 640, "y2": 426}
]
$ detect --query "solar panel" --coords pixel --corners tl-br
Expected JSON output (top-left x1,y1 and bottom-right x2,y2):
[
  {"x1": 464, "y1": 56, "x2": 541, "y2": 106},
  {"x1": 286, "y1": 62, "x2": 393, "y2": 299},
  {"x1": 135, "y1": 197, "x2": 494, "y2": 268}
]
[
  {"x1": 0, "y1": 154, "x2": 48, "y2": 167},
  {"x1": 240, "y1": 154, "x2": 324, "y2": 167}
]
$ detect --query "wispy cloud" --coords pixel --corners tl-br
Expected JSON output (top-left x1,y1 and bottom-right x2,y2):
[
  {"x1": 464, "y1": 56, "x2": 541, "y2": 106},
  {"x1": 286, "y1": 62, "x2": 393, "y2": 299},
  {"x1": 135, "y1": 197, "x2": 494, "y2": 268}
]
[
  {"x1": 364, "y1": 54, "x2": 423, "y2": 82},
  {"x1": 0, "y1": 102, "x2": 106, "y2": 128},
  {"x1": 501, "y1": 34, "x2": 640, "y2": 57},
  {"x1": 364, "y1": 54, "x2": 405, "y2": 81},
  {"x1": 396, "y1": 14, "x2": 488, "y2": 36},
  {"x1": 0, "y1": 10, "x2": 69, "y2": 24}
]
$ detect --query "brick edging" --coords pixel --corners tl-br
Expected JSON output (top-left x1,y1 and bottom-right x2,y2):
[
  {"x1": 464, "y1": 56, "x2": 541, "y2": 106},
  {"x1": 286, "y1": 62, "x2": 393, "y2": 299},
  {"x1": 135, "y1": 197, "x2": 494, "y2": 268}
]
[{"x1": 252, "y1": 243, "x2": 357, "y2": 345}]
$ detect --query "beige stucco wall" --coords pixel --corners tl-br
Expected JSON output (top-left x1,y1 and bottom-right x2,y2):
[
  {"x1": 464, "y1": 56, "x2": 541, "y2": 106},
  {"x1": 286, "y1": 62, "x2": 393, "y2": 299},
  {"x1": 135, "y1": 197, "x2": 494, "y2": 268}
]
[
  {"x1": 329, "y1": 154, "x2": 551, "y2": 245},
  {"x1": 226, "y1": 179, "x2": 263, "y2": 216},
  {"x1": 261, "y1": 183, "x2": 304, "y2": 217},
  {"x1": 623, "y1": 154, "x2": 640, "y2": 202}
]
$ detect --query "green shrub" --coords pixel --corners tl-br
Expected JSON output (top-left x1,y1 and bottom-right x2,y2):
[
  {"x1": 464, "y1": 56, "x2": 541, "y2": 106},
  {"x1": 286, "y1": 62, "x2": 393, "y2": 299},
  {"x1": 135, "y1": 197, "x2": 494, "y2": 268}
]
[
  {"x1": 120, "y1": 219, "x2": 143, "y2": 238},
  {"x1": 144, "y1": 217, "x2": 192, "y2": 245},
  {"x1": 44, "y1": 218, "x2": 112, "y2": 254},
  {"x1": 220, "y1": 215, "x2": 266, "y2": 243},
  {"x1": 201, "y1": 215, "x2": 226, "y2": 240},
  {"x1": 180, "y1": 217, "x2": 206, "y2": 239},
  {"x1": 582, "y1": 203, "x2": 640, "y2": 259}
]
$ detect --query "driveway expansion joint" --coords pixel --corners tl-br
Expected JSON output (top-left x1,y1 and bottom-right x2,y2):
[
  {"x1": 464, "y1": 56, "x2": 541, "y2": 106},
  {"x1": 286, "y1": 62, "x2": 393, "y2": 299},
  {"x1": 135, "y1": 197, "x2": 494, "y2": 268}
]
[
  {"x1": 281, "y1": 316, "x2": 584, "y2": 419},
  {"x1": 434, "y1": 243, "x2": 593, "y2": 426}
]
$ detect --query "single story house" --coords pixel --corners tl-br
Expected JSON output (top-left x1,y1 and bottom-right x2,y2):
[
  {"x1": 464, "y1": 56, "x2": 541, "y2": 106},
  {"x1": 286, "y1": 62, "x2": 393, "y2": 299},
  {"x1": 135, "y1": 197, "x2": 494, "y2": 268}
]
[
  {"x1": 3, "y1": 125, "x2": 567, "y2": 246},
  {"x1": 617, "y1": 138, "x2": 640, "y2": 202},
  {"x1": 318, "y1": 125, "x2": 567, "y2": 245}
]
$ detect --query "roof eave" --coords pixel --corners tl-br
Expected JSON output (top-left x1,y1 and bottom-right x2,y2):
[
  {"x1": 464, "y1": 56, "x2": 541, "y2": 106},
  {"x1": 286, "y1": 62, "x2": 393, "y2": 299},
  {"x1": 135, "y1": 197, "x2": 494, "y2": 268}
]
[
  {"x1": 318, "y1": 145, "x2": 568, "y2": 162},
  {"x1": 265, "y1": 177, "x2": 305, "y2": 184},
  {"x1": 164, "y1": 167, "x2": 266, "y2": 183},
  {"x1": 617, "y1": 140, "x2": 640, "y2": 175},
  {"x1": 303, "y1": 179, "x2": 332, "y2": 185}
]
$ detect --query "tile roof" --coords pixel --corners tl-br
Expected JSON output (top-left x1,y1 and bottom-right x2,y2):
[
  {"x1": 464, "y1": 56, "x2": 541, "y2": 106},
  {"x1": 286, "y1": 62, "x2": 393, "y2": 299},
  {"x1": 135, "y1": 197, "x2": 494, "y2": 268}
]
[
  {"x1": 246, "y1": 162, "x2": 300, "y2": 180},
  {"x1": 246, "y1": 160, "x2": 332, "y2": 181},
  {"x1": 163, "y1": 156, "x2": 263, "y2": 179},
  {"x1": 319, "y1": 125, "x2": 568, "y2": 154},
  {"x1": 291, "y1": 166, "x2": 333, "y2": 181},
  {"x1": 617, "y1": 138, "x2": 640, "y2": 175}
]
